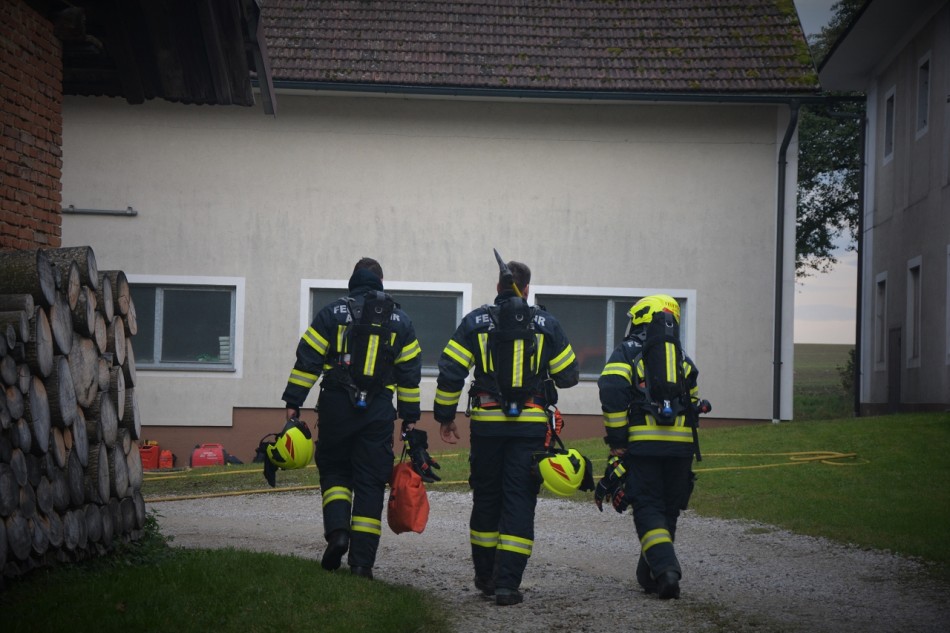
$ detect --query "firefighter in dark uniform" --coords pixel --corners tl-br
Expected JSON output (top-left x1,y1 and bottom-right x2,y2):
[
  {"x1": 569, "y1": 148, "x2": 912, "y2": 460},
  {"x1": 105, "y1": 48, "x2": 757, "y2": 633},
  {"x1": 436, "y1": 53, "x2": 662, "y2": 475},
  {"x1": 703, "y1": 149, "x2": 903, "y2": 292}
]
[
  {"x1": 598, "y1": 294, "x2": 706, "y2": 599},
  {"x1": 435, "y1": 259, "x2": 579, "y2": 606},
  {"x1": 281, "y1": 258, "x2": 422, "y2": 580}
]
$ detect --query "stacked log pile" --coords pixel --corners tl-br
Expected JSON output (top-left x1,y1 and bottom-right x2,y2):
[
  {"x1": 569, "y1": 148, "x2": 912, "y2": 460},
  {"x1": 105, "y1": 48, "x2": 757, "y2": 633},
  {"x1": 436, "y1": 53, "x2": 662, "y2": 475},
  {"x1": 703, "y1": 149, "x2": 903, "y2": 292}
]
[{"x1": 0, "y1": 247, "x2": 144, "y2": 579}]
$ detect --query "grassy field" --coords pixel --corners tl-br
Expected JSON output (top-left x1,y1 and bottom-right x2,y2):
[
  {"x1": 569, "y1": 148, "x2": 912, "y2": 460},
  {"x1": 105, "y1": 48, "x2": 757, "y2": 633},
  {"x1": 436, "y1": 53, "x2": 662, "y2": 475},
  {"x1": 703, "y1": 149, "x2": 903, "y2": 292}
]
[{"x1": 793, "y1": 343, "x2": 853, "y2": 420}]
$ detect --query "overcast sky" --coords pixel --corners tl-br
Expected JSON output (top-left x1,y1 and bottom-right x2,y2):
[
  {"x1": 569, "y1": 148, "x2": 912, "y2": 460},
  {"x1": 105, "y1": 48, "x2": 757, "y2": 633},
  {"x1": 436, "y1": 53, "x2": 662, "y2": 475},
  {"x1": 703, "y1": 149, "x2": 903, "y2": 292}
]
[
  {"x1": 790, "y1": 0, "x2": 856, "y2": 345},
  {"x1": 794, "y1": 0, "x2": 837, "y2": 37}
]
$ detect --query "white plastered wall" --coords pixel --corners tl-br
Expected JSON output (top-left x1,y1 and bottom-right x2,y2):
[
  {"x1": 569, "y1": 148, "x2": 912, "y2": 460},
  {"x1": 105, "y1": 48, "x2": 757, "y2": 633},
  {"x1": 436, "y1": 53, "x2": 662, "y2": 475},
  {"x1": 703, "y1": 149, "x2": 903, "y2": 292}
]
[{"x1": 61, "y1": 93, "x2": 791, "y2": 426}]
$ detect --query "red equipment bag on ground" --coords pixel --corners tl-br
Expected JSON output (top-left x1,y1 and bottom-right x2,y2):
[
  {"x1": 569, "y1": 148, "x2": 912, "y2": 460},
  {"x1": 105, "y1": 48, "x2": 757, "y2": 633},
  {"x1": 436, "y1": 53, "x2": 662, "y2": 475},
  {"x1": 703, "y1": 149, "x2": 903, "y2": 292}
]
[
  {"x1": 191, "y1": 443, "x2": 226, "y2": 467},
  {"x1": 387, "y1": 446, "x2": 430, "y2": 534}
]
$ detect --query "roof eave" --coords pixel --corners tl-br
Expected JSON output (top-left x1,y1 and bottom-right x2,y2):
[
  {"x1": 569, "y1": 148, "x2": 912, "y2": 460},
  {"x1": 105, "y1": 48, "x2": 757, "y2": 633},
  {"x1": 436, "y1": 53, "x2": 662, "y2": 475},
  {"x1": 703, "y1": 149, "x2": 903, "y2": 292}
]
[{"x1": 271, "y1": 80, "x2": 823, "y2": 105}]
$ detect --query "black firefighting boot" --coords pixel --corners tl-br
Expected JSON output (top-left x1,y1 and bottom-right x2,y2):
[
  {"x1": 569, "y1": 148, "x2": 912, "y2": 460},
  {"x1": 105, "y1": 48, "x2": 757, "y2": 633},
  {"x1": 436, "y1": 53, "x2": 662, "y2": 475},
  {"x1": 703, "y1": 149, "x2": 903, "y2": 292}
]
[
  {"x1": 349, "y1": 565, "x2": 374, "y2": 580},
  {"x1": 637, "y1": 554, "x2": 657, "y2": 594},
  {"x1": 321, "y1": 530, "x2": 349, "y2": 571},
  {"x1": 655, "y1": 570, "x2": 681, "y2": 600},
  {"x1": 474, "y1": 575, "x2": 495, "y2": 597},
  {"x1": 495, "y1": 587, "x2": 523, "y2": 606}
]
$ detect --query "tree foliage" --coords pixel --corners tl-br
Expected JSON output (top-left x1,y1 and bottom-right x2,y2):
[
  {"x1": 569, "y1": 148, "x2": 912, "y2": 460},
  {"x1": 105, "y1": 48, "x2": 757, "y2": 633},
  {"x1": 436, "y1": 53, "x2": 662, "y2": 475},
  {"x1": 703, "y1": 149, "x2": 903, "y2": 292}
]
[{"x1": 795, "y1": 0, "x2": 865, "y2": 278}]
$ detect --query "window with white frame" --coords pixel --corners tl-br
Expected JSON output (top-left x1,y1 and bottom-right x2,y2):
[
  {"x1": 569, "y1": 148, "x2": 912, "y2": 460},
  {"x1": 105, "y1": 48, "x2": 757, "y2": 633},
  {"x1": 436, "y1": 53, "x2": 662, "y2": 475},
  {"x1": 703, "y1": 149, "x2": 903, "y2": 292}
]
[
  {"x1": 531, "y1": 287, "x2": 694, "y2": 379},
  {"x1": 305, "y1": 281, "x2": 469, "y2": 374},
  {"x1": 916, "y1": 53, "x2": 930, "y2": 137},
  {"x1": 884, "y1": 86, "x2": 896, "y2": 163},
  {"x1": 874, "y1": 273, "x2": 887, "y2": 368},
  {"x1": 129, "y1": 276, "x2": 243, "y2": 371},
  {"x1": 906, "y1": 258, "x2": 921, "y2": 367}
]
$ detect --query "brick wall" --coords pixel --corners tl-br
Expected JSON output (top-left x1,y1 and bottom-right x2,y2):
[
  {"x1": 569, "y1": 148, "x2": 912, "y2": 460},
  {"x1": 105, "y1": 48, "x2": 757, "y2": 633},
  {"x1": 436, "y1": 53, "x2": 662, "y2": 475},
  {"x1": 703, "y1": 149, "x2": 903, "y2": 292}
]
[{"x1": 0, "y1": 0, "x2": 63, "y2": 250}]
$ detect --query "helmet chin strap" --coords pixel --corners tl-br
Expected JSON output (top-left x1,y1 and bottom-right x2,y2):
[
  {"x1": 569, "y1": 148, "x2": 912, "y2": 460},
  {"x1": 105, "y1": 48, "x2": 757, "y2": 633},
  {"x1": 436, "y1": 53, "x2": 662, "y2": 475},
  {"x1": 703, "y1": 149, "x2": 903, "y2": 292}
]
[{"x1": 262, "y1": 456, "x2": 278, "y2": 487}]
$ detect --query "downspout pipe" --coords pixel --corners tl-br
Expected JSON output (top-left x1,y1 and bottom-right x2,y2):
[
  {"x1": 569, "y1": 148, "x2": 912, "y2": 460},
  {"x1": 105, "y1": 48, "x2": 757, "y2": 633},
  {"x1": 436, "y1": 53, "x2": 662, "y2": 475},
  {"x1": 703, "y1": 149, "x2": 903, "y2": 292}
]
[
  {"x1": 853, "y1": 115, "x2": 866, "y2": 417},
  {"x1": 773, "y1": 100, "x2": 801, "y2": 424}
]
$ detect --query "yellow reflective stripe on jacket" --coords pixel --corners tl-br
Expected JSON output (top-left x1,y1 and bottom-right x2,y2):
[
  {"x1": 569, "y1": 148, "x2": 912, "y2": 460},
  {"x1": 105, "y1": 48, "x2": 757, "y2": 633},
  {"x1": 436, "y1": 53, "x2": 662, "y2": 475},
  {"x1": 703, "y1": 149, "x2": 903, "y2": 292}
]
[
  {"x1": 635, "y1": 357, "x2": 695, "y2": 384},
  {"x1": 640, "y1": 528, "x2": 672, "y2": 553},
  {"x1": 435, "y1": 387, "x2": 462, "y2": 407},
  {"x1": 396, "y1": 338, "x2": 421, "y2": 364},
  {"x1": 322, "y1": 486, "x2": 353, "y2": 508},
  {"x1": 533, "y1": 334, "x2": 544, "y2": 373},
  {"x1": 444, "y1": 339, "x2": 474, "y2": 368},
  {"x1": 470, "y1": 407, "x2": 549, "y2": 423},
  {"x1": 397, "y1": 385, "x2": 420, "y2": 403},
  {"x1": 628, "y1": 423, "x2": 693, "y2": 443},
  {"x1": 470, "y1": 529, "x2": 500, "y2": 549},
  {"x1": 603, "y1": 410, "x2": 628, "y2": 428},
  {"x1": 664, "y1": 342, "x2": 677, "y2": 381},
  {"x1": 477, "y1": 332, "x2": 491, "y2": 372},
  {"x1": 601, "y1": 362, "x2": 633, "y2": 383},
  {"x1": 511, "y1": 339, "x2": 525, "y2": 387},
  {"x1": 303, "y1": 326, "x2": 329, "y2": 355},
  {"x1": 351, "y1": 515, "x2": 382, "y2": 536},
  {"x1": 335, "y1": 324, "x2": 347, "y2": 353},
  {"x1": 360, "y1": 333, "x2": 379, "y2": 377},
  {"x1": 548, "y1": 343, "x2": 576, "y2": 375},
  {"x1": 288, "y1": 369, "x2": 318, "y2": 389},
  {"x1": 497, "y1": 533, "x2": 533, "y2": 556}
]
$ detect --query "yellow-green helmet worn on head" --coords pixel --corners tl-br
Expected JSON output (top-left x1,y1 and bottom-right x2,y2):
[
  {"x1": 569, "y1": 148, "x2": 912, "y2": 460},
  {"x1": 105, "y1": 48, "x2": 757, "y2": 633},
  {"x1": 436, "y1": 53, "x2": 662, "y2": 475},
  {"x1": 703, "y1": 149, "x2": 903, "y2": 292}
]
[
  {"x1": 537, "y1": 448, "x2": 588, "y2": 497},
  {"x1": 257, "y1": 419, "x2": 314, "y2": 487},
  {"x1": 628, "y1": 294, "x2": 680, "y2": 327}
]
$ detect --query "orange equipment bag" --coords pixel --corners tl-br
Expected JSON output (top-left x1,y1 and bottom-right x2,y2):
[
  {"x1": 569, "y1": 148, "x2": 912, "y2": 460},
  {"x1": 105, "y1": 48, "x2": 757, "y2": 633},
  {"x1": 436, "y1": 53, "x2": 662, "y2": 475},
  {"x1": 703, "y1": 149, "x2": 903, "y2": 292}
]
[{"x1": 387, "y1": 446, "x2": 430, "y2": 534}]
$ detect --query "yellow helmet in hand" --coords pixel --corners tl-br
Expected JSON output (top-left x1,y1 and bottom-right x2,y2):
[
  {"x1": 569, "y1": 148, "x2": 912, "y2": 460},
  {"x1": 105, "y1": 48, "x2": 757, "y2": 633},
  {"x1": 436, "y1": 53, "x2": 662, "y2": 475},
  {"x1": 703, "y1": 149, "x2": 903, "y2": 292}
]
[
  {"x1": 257, "y1": 419, "x2": 314, "y2": 487},
  {"x1": 536, "y1": 448, "x2": 588, "y2": 497}
]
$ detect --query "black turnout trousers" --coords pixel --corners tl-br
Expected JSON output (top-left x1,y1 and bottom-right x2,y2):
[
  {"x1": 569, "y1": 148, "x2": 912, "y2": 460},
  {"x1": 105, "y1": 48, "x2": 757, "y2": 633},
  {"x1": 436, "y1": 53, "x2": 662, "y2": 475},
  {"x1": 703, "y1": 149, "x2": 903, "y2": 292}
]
[{"x1": 315, "y1": 388, "x2": 395, "y2": 569}]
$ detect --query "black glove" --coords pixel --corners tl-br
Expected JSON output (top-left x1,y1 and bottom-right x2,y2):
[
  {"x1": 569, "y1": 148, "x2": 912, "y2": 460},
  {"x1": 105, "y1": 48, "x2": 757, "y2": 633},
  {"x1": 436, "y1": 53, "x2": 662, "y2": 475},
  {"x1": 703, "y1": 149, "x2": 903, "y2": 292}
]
[
  {"x1": 611, "y1": 488, "x2": 631, "y2": 513},
  {"x1": 594, "y1": 456, "x2": 628, "y2": 512},
  {"x1": 579, "y1": 456, "x2": 596, "y2": 492},
  {"x1": 403, "y1": 428, "x2": 441, "y2": 483},
  {"x1": 695, "y1": 399, "x2": 712, "y2": 414}
]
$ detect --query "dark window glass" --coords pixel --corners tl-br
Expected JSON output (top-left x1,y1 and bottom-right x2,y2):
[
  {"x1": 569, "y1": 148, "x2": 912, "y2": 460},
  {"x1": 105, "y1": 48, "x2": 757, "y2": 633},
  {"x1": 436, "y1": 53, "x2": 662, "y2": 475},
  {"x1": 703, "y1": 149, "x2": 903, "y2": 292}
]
[
  {"x1": 536, "y1": 295, "x2": 607, "y2": 376},
  {"x1": 161, "y1": 289, "x2": 231, "y2": 363},
  {"x1": 129, "y1": 285, "x2": 234, "y2": 370}
]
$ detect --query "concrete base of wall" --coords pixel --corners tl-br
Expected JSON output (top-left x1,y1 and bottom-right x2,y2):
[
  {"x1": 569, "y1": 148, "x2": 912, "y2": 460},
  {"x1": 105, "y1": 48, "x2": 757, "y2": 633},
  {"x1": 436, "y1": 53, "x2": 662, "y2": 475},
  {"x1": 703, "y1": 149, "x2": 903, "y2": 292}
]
[{"x1": 137, "y1": 408, "x2": 769, "y2": 467}]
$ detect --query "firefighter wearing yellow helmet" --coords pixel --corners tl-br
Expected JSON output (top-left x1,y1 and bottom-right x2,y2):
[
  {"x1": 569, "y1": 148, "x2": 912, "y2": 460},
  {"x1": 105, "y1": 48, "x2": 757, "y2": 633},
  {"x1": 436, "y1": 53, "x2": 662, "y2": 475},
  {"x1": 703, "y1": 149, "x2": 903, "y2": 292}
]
[{"x1": 598, "y1": 294, "x2": 711, "y2": 600}]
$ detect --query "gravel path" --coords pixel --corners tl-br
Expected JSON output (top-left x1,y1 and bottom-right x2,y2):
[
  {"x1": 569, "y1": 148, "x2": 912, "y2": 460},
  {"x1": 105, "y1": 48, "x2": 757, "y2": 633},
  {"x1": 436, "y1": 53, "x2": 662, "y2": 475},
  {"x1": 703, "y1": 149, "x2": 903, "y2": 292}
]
[{"x1": 154, "y1": 490, "x2": 948, "y2": 633}]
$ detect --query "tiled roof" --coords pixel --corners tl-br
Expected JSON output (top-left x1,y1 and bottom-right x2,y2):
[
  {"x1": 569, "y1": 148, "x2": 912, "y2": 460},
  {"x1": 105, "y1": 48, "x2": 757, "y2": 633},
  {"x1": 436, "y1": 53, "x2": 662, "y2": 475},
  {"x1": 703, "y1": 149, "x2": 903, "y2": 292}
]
[{"x1": 262, "y1": 0, "x2": 819, "y2": 95}]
